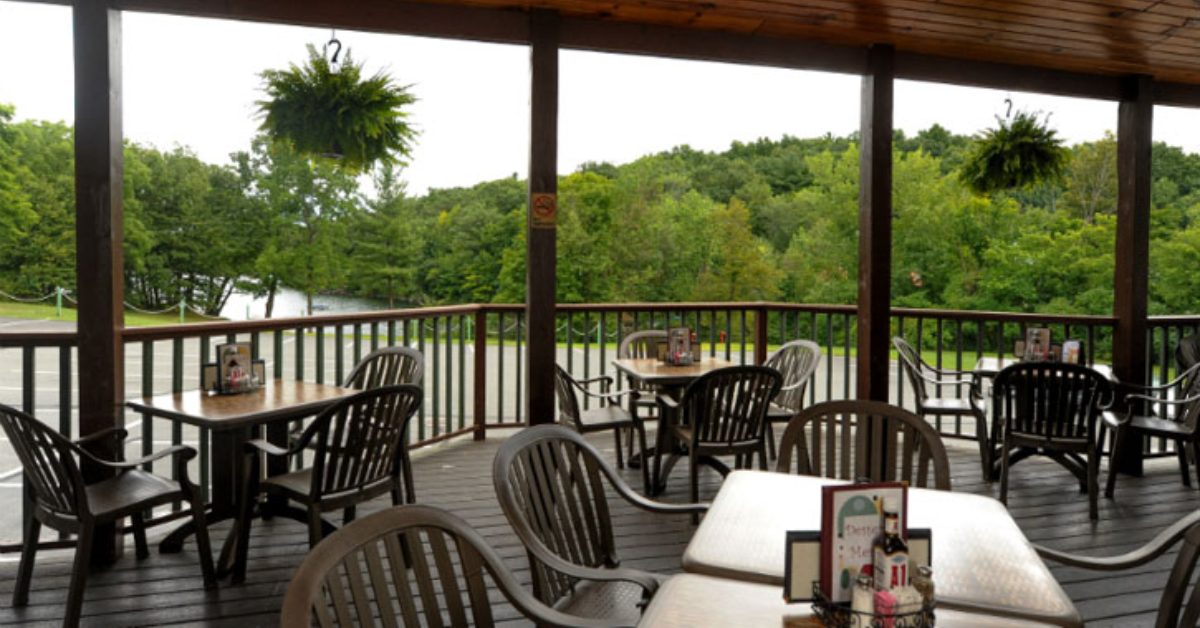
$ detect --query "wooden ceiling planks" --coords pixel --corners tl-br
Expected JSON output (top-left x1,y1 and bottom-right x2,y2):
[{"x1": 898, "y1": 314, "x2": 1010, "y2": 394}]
[{"x1": 431, "y1": 0, "x2": 1200, "y2": 84}]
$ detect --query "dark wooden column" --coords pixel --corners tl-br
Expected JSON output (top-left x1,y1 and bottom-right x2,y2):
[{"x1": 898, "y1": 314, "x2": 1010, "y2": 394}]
[
  {"x1": 856, "y1": 44, "x2": 894, "y2": 403},
  {"x1": 1112, "y1": 75, "x2": 1154, "y2": 476},
  {"x1": 526, "y1": 10, "x2": 558, "y2": 425},
  {"x1": 74, "y1": 0, "x2": 126, "y2": 563}
]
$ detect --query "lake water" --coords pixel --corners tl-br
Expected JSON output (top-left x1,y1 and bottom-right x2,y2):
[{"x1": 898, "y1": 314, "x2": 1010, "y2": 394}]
[{"x1": 220, "y1": 287, "x2": 391, "y2": 320}]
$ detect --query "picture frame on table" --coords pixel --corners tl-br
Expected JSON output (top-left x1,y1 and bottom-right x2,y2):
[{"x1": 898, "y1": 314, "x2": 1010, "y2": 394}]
[
  {"x1": 216, "y1": 342, "x2": 259, "y2": 394},
  {"x1": 1062, "y1": 339, "x2": 1082, "y2": 365},
  {"x1": 1024, "y1": 327, "x2": 1051, "y2": 361},
  {"x1": 819, "y1": 482, "x2": 908, "y2": 602}
]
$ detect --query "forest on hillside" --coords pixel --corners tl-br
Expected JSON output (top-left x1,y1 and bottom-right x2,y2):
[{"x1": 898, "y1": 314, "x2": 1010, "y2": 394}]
[{"x1": 2, "y1": 101, "x2": 1200, "y2": 317}]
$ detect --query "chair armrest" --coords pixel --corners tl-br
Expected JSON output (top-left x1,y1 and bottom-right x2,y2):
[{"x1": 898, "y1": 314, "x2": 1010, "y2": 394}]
[
  {"x1": 74, "y1": 426, "x2": 129, "y2": 447},
  {"x1": 577, "y1": 387, "x2": 636, "y2": 403},
  {"x1": 1036, "y1": 510, "x2": 1200, "y2": 571},
  {"x1": 575, "y1": 375, "x2": 614, "y2": 389},
  {"x1": 1124, "y1": 392, "x2": 1200, "y2": 408},
  {"x1": 656, "y1": 395, "x2": 680, "y2": 411},
  {"x1": 74, "y1": 427, "x2": 129, "y2": 460},
  {"x1": 81, "y1": 444, "x2": 196, "y2": 470},
  {"x1": 244, "y1": 438, "x2": 292, "y2": 457},
  {"x1": 1101, "y1": 410, "x2": 1127, "y2": 428}
]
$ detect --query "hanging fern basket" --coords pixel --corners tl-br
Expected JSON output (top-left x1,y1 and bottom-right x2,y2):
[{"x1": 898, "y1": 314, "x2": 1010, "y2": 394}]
[
  {"x1": 959, "y1": 110, "x2": 1067, "y2": 195},
  {"x1": 257, "y1": 43, "x2": 417, "y2": 173}
]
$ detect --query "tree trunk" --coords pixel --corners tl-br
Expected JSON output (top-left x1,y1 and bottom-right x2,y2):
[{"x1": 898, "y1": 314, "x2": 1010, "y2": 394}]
[
  {"x1": 265, "y1": 280, "x2": 277, "y2": 319},
  {"x1": 307, "y1": 290, "x2": 314, "y2": 317}
]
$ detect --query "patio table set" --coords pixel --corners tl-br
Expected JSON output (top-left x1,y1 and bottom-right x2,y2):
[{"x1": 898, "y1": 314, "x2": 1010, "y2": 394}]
[{"x1": 3, "y1": 332, "x2": 1200, "y2": 626}]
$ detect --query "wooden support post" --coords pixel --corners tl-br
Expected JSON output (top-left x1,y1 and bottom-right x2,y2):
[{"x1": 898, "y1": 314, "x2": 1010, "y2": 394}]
[
  {"x1": 1113, "y1": 75, "x2": 1154, "y2": 477},
  {"x1": 857, "y1": 44, "x2": 894, "y2": 403},
  {"x1": 526, "y1": 10, "x2": 559, "y2": 425},
  {"x1": 73, "y1": 0, "x2": 125, "y2": 564},
  {"x1": 473, "y1": 308, "x2": 488, "y2": 439}
]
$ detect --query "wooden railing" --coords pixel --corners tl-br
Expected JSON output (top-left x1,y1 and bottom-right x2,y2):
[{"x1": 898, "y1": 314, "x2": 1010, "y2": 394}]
[{"x1": 0, "y1": 302, "x2": 1196, "y2": 548}]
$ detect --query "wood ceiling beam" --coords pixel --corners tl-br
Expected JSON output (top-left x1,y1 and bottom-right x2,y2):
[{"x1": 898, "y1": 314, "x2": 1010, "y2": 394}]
[{"x1": 20, "y1": 0, "x2": 1200, "y2": 105}]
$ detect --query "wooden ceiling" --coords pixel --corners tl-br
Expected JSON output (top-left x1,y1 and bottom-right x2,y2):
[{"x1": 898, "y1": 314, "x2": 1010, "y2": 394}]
[{"x1": 423, "y1": 0, "x2": 1200, "y2": 85}]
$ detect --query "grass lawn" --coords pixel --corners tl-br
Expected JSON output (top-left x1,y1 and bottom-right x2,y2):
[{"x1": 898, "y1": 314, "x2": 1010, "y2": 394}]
[{"x1": 0, "y1": 301, "x2": 216, "y2": 327}]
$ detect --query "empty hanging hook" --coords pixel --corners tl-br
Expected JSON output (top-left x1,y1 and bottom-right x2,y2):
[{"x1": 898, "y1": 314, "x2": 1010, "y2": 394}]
[
  {"x1": 1004, "y1": 97, "x2": 1013, "y2": 119},
  {"x1": 324, "y1": 29, "x2": 342, "y2": 65}
]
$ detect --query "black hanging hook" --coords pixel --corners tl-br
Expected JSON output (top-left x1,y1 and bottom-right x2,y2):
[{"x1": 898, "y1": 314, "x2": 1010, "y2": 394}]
[
  {"x1": 324, "y1": 29, "x2": 342, "y2": 65},
  {"x1": 1004, "y1": 97, "x2": 1013, "y2": 119}
]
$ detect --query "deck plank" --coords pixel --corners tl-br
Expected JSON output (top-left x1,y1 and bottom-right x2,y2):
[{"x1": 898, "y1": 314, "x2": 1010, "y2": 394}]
[{"x1": 0, "y1": 427, "x2": 1195, "y2": 626}]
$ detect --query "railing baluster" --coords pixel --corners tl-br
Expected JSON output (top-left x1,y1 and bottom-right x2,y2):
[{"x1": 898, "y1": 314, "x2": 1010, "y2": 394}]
[
  {"x1": 141, "y1": 340, "x2": 154, "y2": 471},
  {"x1": 497, "y1": 312, "x2": 505, "y2": 424},
  {"x1": 418, "y1": 318, "x2": 427, "y2": 439},
  {"x1": 432, "y1": 317, "x2": 440, "y2": 437},
  {"x1": 315, "y1": 326, "x2": 325, "y2": 385},
  {"x1": 294, "y1": 326, "x2": 305, "y2": 382},
  {"x1": 335, "y1": 325, "x2": 344, "y2": 385},
  {"x1": 516, "y1": 311, "x2": 524, "y2": 424}
]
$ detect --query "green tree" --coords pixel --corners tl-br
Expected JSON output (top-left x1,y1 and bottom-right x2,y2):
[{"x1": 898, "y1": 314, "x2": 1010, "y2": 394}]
[
  {"x1": 1063, "y1": 133, "x2": 1117, "y2": 224},
  {"x1": 347, "y1": 164, "x2": 424, "y2": 307},
  {"x1": 692, "y1": 198, "x2": 781, "y2": 301},
  {"x1": 247, "y1": 136, "x2": 362, "y2": 316}
]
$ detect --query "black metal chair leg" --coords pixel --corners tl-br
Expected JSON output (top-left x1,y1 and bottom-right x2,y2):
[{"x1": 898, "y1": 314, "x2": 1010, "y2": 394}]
[{"x1": 64, "y1": 523, "x2": 93, "y2": 628}]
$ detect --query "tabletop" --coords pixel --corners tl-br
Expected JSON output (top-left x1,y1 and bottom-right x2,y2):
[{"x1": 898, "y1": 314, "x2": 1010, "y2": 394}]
[
  {"x1": 638, "y1": 573, "x2": 1059, "y2": 628},
  {"x1": 975, "y1": 356, "x2": 1115, "y2": 381},
  {"x1": 681, "y1": 470, "x2": 1082, "y2": 627},
  {"x1": 127, "y1": 379, "x2": 358, "y2": 431},
  {"x1": 611, "y1": 357, "x2": 737, "y2": 387}
]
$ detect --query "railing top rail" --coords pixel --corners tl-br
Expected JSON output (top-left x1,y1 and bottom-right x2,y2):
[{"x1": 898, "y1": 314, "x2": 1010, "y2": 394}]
[
  {"x1": 0, "y1": 302, "x2": 1163, "y2": 348},
  {"x1": 0, "y1": 332, "x2": 76, "y2": 347},
  {"x1": 889, "y1": 307, "x2": 1117, "y2": 325},
  {"x1": 120, "y1": 304, "x2": 485, "y2": 341},
  {"x1": 1148, "y1": 315, "x2": 1200, "y2": 326}
]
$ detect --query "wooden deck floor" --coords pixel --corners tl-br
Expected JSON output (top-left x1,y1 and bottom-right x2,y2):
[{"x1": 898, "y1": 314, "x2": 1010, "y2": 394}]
[{"x1": 0, "y1": 428, "x2": 1195, "y2": 627}]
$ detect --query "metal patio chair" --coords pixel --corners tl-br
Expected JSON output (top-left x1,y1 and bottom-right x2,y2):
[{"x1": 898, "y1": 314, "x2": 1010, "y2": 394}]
[
  {"x1": 763, "y1": 339, "x2": 821, "y2": 459},
  {"x1": 554, "y1": 364, "x2": 650, "y2": 492}
]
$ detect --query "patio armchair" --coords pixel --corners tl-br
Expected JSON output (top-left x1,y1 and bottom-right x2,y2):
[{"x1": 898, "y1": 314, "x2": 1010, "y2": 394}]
[
  {"x1": 893, "y1": 336, "x2": 990, "y2": 480},
  {"x1": 0, "y1": 404, "x2": 216, "y2": 628},
  {"x1": 280, "y1": 504, "x2": 624, "y2": 628},
  {"x1": 233, "y1": 384, "x2": 422, "y2": 583},
  {"x1": 493, "y1": 425, "x2": 705, "y2": 624},
  {"x1": 291, "y1": 346, "x2": 424, "y2": 505},
  {"x1": 554, "y1": 364, "x2": 650, "y2": 493},
  {"x1": 762, "y1": 339, "x2": 821, "y2": 460},
  {"x1": 1036, "y1": 509, "x2": 1200, "y2": 628},
  {"x1": 992, "y1": 362, "x2": 1112, "y2": 520},
  {"x1": 656, "y1": 365, "x2": 781, "y2": 522},
  {"x1": 1105, "y1": 363, "x2": 1200, "y2": 497},
  {"x1": 776, "y1": 399, "x2": 951, "y2": 490}
]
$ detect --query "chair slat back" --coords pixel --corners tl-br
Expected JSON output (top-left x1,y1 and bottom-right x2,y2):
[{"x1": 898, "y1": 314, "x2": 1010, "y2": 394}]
[
  {"x1": 307, "y1": 385, "x2": 423, "y2": 499},
  {"x1": 1158, "y1": 523, "x2": 1200, "y2": 628},
  {"x1": 681, "y1": 366, "x2": 781, "y2": 447},
  {"x1": 1177, "y1": 335, "x2": 1200, "y2": 394},
  {"x1": 617, "y1": 330, "x2": 666, "y2": 359},
  {"x1": 344, "y1": 346, "x2": 424, "y2": 390},
  {"x1": 893, "y1": 337, "x2": 929, "y2": 406},
  {"x1": 993, "y1": 363, "x2": 1111, "y2": 441},
  {"x1": 0, "y1": 404, "x2": 84, "y2": 518},
  {"x1": 776, "y1": 400, "x2": 951, "y2": 490},
  {"x1": 494, "y1": 426, "x2": 614, "y2": 606},
  {"x1": 284, "y1": 506, "x2": 504, "y2": 628},
  {"x1": 765, "y1": 340, "x2": 821, "y2": 413},
  {"x1": 1176, "y1": 375, "x2": 1200, "y2": 432},
  {"x1": 553, "y1": 365, "x2": 584, "y2": 429}
]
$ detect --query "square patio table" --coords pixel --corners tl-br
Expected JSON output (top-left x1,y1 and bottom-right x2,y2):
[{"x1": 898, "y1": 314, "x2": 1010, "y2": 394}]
[
  {"x1": 638, "y1": 573, "x2": 1059, "y2": 627},
  {"x1": 681, "y1": 470, "x2": 1083, "y2": 627},
  {"x1": 611, "y1": 357, "x2": 736, "y2": 493},
  {"x1": 126, "y1": 379, "x2": 357, "y2": 572}
]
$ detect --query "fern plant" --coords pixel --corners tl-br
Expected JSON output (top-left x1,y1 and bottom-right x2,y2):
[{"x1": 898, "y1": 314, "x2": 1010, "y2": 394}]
[
  {"x1": 959, "y1": 111, "x2": 1066, "y2": 195},
  {"x1": 257, "y1": 45, "x2": 417, "y2": 172}
]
